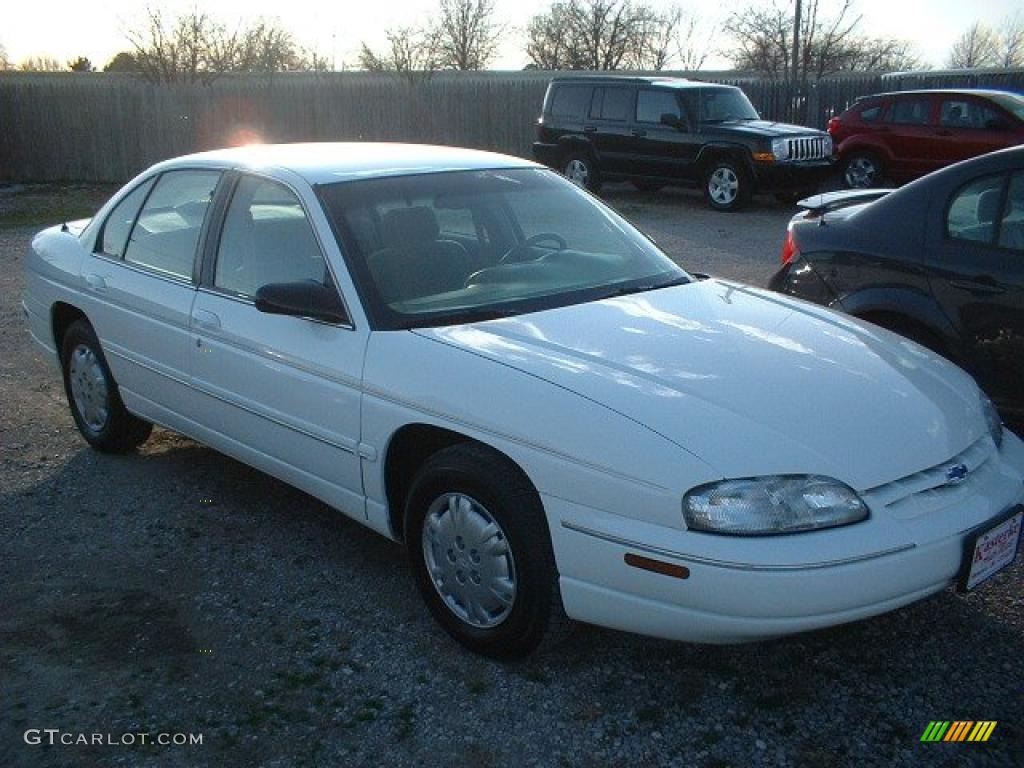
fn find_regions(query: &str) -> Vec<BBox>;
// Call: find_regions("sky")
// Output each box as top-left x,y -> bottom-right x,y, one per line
2,0 -> 1022,72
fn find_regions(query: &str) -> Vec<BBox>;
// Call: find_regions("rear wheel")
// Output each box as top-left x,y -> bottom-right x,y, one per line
562,153 -> 602,193
60,319 -> 152,452
405,443 -> 566,658
703,159 -> 750,211
842,151 -> 883,189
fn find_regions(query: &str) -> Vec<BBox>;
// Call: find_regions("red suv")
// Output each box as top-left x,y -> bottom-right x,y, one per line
829,89 -> 1024,188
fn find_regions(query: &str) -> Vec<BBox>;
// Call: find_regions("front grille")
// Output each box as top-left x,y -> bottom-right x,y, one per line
787,136 -> 830,162
861,436 -> 996,520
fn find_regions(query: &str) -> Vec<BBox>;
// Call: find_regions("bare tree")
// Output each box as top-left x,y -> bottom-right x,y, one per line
526,0 -> 705,71
998,13 -> 1024,67
358,26 -> 443,76
124,7 -> 313,83
19,55 -> 64,72
0,43 -> 9,71
437,0 -> 503,70
724,0 -> 917,80
947,21 -> 999,69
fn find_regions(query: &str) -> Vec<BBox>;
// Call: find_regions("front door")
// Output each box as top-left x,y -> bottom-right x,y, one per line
630,89 -> 699,181
189,172 -> 367,518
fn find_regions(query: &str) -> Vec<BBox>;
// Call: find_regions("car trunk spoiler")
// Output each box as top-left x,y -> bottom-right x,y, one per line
796,189 -> 891,215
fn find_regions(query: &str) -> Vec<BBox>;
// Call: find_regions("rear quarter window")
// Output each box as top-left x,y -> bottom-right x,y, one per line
550,86 -> 594,120
858,104 -> 883,122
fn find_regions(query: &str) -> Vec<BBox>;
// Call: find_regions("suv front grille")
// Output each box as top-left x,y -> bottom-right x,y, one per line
787,136 -> 830,162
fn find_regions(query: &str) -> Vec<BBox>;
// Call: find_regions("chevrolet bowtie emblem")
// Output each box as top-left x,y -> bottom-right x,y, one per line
945,463 -> 969,485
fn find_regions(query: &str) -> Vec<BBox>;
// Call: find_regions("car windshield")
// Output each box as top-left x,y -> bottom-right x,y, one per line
700,89 -> 760,122
318,168 -> 690,329
988,92 -> 1024,122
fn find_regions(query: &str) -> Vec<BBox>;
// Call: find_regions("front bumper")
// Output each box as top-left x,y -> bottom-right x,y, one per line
753,159 -> 835,191
546,432 -> 1024,644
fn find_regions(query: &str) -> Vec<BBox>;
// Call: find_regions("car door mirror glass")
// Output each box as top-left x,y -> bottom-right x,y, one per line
254,281 -> 348,324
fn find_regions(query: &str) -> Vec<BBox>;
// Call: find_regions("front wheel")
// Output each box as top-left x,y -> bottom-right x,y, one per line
562,153 -> 602,193
703,160 -> 750,211
405,444 -> 565,658
61,319 -> 152,453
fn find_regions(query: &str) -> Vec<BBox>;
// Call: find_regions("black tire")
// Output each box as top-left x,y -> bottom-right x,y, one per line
404,443 -> 566,659
842,151 -> 884,189
632,179 -> 664,193
60,319 -> 153,453
561,152 -> 602,193
703,159 -> 750,211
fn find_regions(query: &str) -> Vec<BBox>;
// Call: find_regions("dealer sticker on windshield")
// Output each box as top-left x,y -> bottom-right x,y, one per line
960,508 -> 1022,592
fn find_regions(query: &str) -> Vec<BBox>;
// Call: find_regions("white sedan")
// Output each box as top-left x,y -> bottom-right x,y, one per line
23,143 -> 1024,658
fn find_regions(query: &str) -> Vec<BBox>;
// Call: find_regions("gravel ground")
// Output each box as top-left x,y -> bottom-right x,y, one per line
1,184 -> 1022,768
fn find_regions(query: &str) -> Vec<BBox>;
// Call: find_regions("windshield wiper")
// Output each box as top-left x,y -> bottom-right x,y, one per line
598,275 -> 691,300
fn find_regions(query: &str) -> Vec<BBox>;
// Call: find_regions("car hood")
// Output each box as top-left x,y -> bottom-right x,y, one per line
416,279 -> 984,490
704,120 -> 827,138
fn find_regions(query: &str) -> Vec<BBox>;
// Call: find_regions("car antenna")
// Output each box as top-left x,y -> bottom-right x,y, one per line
59,186 -> 69,232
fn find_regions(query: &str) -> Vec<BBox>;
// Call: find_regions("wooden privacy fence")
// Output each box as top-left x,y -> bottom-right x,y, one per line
1,68 -> 1023,183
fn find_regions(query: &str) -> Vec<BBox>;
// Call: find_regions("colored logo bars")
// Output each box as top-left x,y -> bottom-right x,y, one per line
920,721 -> 997,742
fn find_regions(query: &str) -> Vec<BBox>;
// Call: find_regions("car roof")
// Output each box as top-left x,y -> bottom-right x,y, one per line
548,76 -> 731,91
858,88 -> 1024,101
151,142 -> 540,185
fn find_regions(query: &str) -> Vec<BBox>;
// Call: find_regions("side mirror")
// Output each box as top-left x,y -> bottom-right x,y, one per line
254,281 -> 348,324
660,113 -> 685,131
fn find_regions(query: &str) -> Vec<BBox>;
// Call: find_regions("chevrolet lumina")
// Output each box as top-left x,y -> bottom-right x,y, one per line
23,144 -> 1024,658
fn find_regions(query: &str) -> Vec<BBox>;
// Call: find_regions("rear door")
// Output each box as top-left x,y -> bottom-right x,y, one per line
82,169 -> 221,416
885,95 -> 939,179
587,85 -> 636,175
930,169 -> 1024,412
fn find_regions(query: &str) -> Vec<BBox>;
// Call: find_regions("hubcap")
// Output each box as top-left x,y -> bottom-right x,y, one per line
68,344 -> 110,433
421,493 -> 517,629
564,159 -> 589,187
845,156 -> 877,188
708,167 -> 739,205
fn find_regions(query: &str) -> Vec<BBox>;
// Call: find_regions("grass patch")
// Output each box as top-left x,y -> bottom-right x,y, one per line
0,184 -> 115,231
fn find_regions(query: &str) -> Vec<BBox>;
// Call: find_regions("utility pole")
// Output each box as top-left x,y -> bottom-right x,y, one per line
791,0 -> 802,121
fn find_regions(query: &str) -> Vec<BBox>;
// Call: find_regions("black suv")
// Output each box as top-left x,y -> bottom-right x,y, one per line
532,76 -> 835,211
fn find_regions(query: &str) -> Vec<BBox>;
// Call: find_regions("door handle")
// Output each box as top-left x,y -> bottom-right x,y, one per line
582,125 -> 597,133
84,273 -> 107,292
631,129 -> 647,137
191,308 -> 222,331
948,276 -> 1005,295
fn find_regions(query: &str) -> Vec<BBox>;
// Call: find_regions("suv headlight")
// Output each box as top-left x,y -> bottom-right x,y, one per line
981,392 -> 1003,449
683,475 -> 868,535
823,135 -> 834,155
770,138 -> 790,161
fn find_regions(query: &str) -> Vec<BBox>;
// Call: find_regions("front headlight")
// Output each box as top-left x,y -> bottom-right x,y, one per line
823,135 -> 834,155
683,475 -> 868,535
770,138 -> 790,161
980,392 -> 1003,450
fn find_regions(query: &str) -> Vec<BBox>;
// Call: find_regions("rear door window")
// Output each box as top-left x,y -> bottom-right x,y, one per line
124,170 -> 221,281
550,86 -> 594,120
591,87 -> 633,121
99,177 -> 155,257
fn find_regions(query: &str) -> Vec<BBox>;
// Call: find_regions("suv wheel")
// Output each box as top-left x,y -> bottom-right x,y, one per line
843,152 -> 883,189
562,153 -> 602,193
703,160 -> 749,211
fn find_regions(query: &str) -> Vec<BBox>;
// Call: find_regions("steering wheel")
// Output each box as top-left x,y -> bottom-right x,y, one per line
500,232 -> 568,264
